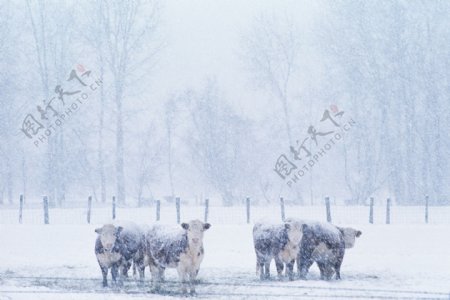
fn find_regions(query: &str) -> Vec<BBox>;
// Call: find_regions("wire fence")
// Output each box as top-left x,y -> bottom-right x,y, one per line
1,196 -> 449,225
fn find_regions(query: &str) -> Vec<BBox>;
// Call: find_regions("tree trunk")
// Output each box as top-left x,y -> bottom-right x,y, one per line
115,83 -> 125,204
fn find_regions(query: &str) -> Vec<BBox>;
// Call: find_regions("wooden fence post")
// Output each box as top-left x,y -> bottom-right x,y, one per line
325,197 -> 332,223
386,198 -> 391,224
43,196 -> 49,224
112,196 -> 116,220
204,198 -> 209,223
87,196 -> 92,224
176,197 -> 180,224
280,197 -> 285,221
19,194 -> 23,224
156,200 -> 161,221
425,195 -> 429,224
369,197 -> 374,224
246,197 -> 250,224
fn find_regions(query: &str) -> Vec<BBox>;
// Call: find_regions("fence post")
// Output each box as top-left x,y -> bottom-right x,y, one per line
325,196 -> 332,223
156,200 -> 161,221
386,198 -> 391,224
280,197 -> 285,221
176,197 -> 180,224
246,197 -> 250,224
43,196 -> 49,224
112,196 -> 116,220
204,198 -> 209,223
19,194 -> 24,224
425,195 -> 429,224
87,196 -> 92,224
369,197 -> 374,224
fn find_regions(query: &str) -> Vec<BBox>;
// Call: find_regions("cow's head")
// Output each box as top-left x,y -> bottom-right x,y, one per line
284,219 -> 303,245
338,227 -> 362,248
95,224 -> 123,252
181,220 -> 211,246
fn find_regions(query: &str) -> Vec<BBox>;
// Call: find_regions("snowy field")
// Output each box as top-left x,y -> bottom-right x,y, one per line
0,221 -> 449,299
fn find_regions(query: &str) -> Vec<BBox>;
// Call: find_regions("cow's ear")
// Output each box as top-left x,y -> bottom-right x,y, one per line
115,226 -> 123,235
95,228 -> 102,234
285,223 -> 291,230
356,230 -> 362,238
181,223 -> 189,230
203,223 -> 211,230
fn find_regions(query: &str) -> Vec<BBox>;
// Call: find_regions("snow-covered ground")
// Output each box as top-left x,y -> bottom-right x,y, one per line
0,222 -> 449,299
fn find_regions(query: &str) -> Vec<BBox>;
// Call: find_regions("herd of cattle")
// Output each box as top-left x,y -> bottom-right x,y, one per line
94,218 -> 361,295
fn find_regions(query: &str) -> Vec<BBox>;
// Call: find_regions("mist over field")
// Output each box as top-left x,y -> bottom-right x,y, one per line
1,0 -> 448,207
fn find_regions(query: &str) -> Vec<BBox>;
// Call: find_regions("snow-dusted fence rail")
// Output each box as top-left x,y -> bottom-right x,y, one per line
0,195 -> 448,225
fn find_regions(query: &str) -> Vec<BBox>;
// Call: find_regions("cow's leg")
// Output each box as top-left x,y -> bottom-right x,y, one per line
158,266 -> 166,282
274,257 -> 284,280
111,264 -> 120,286
176,265 -> 188,295
334,265 -> 341,280
259,262 -> 265,280
296,255 -> 301,277
133,253 -> 145,285
299,245 -> 315,280
149,263 -> 162,292
264,259 -> 271,280
286,259 -> 295,281
137,261 -> 145,284
316,261 -> 327,280
188,268 -> 198,295
117,261 -> 126,287
122,260 -> 131,277
256,254 -> 266,280
334,248 -> 344,280
299,258 -> 314,279
100,265 -> 108,287
133,261 -> 137,278
334,261 -> 342,280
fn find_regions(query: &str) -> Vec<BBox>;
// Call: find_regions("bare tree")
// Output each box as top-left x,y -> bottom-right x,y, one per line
241,14 -> 300,146
165,96 -> 177,200
97,0 -> 162,204
26,0 -> 76,206
135,124 -> 161,206
186,80 -> 250,206
80,0 -> 109,203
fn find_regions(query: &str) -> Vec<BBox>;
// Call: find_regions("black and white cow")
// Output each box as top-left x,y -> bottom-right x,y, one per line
94,222 -> 146,287
145,220 -> 211,295
296,221 -> 362,280
253,220 -> 303,281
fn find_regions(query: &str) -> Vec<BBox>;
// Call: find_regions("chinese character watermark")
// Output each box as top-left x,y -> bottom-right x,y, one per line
273,105 -> 355,187
20,64 -> 103,148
